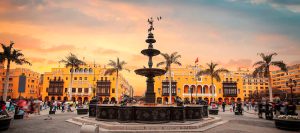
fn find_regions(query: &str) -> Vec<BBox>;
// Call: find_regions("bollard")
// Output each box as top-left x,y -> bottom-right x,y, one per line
80,123 -> 99,133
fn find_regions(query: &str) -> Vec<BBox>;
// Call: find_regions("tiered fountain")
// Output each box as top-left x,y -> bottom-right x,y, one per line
91,18 -> 208,123
134,17 -> 167,104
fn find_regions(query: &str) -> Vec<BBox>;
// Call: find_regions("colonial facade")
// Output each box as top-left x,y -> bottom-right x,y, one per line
154,65 -> 245,104
0,66 -> 41,100
232,68 -> 269,100
41,65 -> 132,102
271,64 -> 300,98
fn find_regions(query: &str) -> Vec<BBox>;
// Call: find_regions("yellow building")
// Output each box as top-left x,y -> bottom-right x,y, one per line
154,65 -> 245,104
0,67 -> 41,100
233,68 -> 269,100
271,64 -> 300,97
41,65 -> 131,103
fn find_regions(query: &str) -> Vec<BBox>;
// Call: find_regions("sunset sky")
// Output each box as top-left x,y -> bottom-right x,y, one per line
1,0 -> 300,95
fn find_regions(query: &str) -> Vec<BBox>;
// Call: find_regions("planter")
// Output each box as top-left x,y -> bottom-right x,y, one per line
209,109 -> 219,115
77,108 -> 89,115
275,119 -> 300,131
0,117 -> 12,131
14,114 -> 24,119
49,111 -> 56,115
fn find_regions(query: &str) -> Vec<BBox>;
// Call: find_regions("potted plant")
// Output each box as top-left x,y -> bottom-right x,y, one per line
208,102 -> 219,115
76,102 -> 88,115
0,115 -> 12,131
275,115 -> 300,131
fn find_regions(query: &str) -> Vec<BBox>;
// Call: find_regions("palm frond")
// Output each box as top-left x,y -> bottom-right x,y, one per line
271,61 -> 287,72
157,61 -> 166,67
215,68 -> 229,74
212,73 -> 221,82
104,68 -> 116,75
173,61 -> 182,66
253,61 -> 265,67
108,60 -> 117,68
60,52 -> 85,68
196,69 -> 210,77
252,65 -> 265,77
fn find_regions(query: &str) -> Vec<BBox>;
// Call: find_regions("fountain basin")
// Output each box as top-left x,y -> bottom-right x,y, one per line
141,49 -> 160,56
134,68 -> 166,77
95,104 -> 208,124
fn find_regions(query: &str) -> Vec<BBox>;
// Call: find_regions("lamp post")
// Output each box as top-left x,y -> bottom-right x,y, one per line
286,78 -> 297,103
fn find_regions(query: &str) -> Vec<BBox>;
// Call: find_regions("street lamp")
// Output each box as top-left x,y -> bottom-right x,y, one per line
286,78 -> 297,103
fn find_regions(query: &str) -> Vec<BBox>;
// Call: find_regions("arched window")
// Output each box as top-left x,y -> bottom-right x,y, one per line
184,85 -> 189,93
203,85 -> 209,94
89,68 -> 93,73
197,85 -> 202,93
84,68 -> 88,73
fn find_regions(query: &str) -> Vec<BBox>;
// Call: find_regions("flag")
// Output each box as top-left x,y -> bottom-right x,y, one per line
195,57 -> 199,64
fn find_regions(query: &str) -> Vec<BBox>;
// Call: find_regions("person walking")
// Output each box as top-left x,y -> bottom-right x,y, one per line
222,102 -> 226,112
61,100 -> 65,112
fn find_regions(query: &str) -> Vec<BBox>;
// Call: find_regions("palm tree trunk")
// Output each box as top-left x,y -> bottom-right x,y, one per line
169,65 -> 172,104
268,75 -> 273,102
211,76 -> 215,102
69,67 -> 74,101
3,60 -> 10,101
116,70 -> 119,103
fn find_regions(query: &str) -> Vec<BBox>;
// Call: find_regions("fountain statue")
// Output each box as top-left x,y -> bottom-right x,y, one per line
135,17 -> 166,103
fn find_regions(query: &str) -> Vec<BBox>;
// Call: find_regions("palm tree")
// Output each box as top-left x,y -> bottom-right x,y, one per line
253,53 -> 287,102
0,41 -> 31,101
59,53 -> 86,101
196,62 -> 229,102
104,57 -> 129,103
157,52 -> 181,104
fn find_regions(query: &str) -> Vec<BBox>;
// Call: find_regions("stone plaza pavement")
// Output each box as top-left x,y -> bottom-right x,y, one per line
3,107 -> 299,133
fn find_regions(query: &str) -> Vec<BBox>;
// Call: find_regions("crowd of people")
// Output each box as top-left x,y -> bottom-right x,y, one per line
0,98 -> 89,119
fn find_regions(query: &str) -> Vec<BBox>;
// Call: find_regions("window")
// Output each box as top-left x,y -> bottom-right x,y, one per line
219,89 -> 221,94
105,77 -> 108,81
84,88 -> 89,93
79,77 -> 82,80
66,77 -> 68,80
112,88 -> 115,93
158,88 -> 161,94
65,88 -> 68,93
74,77 -> 77,80
238,89 -> 240,94
84,77 -> 87,80
178,88 -> 181,93
78,88 -> 82,93
9,78 -> 12,81
46,88 -> 49,92
72,88 -> 76,93
47,77 -> 49,80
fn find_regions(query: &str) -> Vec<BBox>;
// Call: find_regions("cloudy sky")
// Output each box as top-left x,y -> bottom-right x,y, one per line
1,0 -> 300,95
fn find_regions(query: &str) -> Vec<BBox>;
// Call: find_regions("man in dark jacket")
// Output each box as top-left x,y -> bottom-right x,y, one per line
222,102 -> 226,112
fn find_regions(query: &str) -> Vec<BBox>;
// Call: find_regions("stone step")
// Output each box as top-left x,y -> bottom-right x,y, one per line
66,116 -> 226,132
